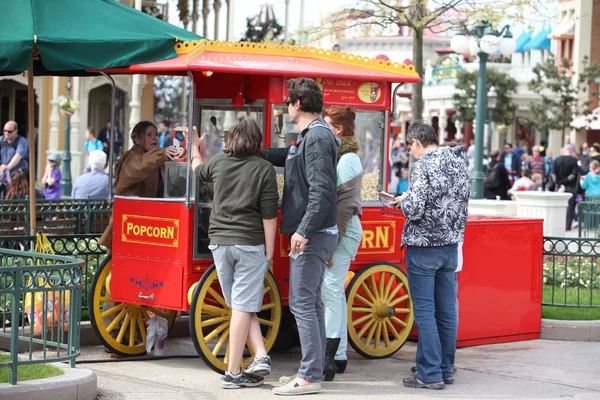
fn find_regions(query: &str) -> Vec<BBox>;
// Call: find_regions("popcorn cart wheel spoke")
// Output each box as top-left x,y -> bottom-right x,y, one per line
88,256 -> 177,357
190,264 -> 282,374
346,263 -> 414,359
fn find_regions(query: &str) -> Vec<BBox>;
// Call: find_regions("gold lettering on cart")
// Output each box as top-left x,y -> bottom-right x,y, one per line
362,226 -> 390,249
126,223 -> 175,240
359,221 -> 397,255
121,214 -> 180,248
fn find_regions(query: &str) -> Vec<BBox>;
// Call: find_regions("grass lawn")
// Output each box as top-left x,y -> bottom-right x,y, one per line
0,354 -> 63,384
542,285 -> 600,320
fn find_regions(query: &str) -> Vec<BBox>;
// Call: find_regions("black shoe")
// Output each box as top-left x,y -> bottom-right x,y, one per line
412,365 -> 457,374
403,377 -> 445,390
334,359 -> 347,374
411,366 -> 455,384
323,338 -> 341,381
221,371 -> 264,389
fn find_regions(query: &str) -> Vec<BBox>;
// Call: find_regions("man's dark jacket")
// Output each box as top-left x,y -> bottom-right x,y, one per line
484,159 -> 511,200
551,155 -> 579,193
266,119 -> 338,238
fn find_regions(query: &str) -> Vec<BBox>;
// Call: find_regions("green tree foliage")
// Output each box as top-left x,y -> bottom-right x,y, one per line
452,69 -> 518,125
528,55 -> 600,137
240,16 -> 284,43
154,76 -> 188,126
300,0 -> 553,121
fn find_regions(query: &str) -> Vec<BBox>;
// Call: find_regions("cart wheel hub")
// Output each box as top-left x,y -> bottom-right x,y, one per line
375,304 -> 395,319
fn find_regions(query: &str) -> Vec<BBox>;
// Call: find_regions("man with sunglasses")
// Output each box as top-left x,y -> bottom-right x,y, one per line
266,78 -> 339,396
0,121 -> 29,183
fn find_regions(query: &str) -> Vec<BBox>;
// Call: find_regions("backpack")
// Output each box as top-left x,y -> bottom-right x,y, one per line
0,135 -> 20,151
484,163 -> 501,189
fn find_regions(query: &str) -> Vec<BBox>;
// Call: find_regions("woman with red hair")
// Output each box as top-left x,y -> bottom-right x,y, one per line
321,106 -> 363,380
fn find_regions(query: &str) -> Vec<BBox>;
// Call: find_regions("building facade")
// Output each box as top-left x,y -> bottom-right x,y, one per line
551,0 -> 600,146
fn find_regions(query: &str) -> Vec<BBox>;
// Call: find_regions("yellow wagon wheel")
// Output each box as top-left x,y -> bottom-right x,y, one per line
88,255 -> 178,357
346,262 -> 414,359
190,264 -> 282,374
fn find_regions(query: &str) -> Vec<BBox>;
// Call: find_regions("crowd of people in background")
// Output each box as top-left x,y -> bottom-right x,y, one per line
389,133 -> 600,232
0,118 -> 180,200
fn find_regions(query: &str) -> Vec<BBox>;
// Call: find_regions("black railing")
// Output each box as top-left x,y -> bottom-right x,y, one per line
0,199 -> 111,236
543,237 -> 600,308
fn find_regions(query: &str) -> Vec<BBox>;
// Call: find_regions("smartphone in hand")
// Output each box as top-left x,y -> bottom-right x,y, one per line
379,191 -> 396,208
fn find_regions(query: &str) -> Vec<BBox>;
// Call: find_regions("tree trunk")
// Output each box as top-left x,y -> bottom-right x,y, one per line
411,27 -> 424,122
191,0 -> 199,34
202,0 -> 210,38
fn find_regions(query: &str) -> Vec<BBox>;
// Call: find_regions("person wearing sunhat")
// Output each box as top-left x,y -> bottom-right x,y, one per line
42,152 -> 62,199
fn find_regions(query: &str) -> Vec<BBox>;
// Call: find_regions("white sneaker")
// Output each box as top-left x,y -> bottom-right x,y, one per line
272,378 -> 321,396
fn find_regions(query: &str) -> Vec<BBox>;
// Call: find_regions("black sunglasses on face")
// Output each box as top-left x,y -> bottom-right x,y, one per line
3,129 -> 15,133
285,98 -> 292,107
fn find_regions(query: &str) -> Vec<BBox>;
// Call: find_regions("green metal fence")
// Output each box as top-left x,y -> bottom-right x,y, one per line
0,199 -> 111,236
543,237 -> 600,308
0,248 -> 84,385
578,197 -> 600,238
0,235 -> 107,313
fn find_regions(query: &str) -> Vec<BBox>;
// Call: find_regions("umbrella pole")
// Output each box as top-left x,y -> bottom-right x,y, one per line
27,62 -> 36,238
185,71 -> 195,209
100,73 -> 117,203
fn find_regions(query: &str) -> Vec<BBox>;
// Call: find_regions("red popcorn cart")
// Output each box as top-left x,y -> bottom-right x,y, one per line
88,40 -> 542,374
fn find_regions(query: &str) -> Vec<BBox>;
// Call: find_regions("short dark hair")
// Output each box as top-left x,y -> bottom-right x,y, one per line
406,122 -> 438,148
223,116 -> 264,158
287,78 -> 323,114
504,143 -> 513,148
593,144 -> 600,153
131,121 -> 157,141
161,120 -> 170,127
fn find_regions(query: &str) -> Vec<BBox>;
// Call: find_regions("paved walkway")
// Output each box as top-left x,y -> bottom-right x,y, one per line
78,338 -> 600,400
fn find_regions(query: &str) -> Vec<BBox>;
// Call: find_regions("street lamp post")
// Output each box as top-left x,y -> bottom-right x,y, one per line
61,77 -> 72,196
487,86 -> 497,155
451,22 -> 516,199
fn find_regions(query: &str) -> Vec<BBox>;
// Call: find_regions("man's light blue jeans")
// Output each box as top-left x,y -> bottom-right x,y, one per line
406,244 -> 458,383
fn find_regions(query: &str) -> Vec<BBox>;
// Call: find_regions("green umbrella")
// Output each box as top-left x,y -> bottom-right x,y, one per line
0,0 -> 203,235
1,0 -> 202,75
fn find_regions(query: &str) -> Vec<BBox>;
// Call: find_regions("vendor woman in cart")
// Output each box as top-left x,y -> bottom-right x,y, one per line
99,121 -> 178,249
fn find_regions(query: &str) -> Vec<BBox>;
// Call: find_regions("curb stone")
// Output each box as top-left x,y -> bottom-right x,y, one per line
0,362 -> 96,400
541,318 -> 600,341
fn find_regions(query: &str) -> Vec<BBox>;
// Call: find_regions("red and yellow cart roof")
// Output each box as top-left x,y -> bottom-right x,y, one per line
100,40 -> 421,84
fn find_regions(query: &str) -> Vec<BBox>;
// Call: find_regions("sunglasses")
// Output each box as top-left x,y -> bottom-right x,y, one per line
3,129 -> 15,133
285,98 -> 292,107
